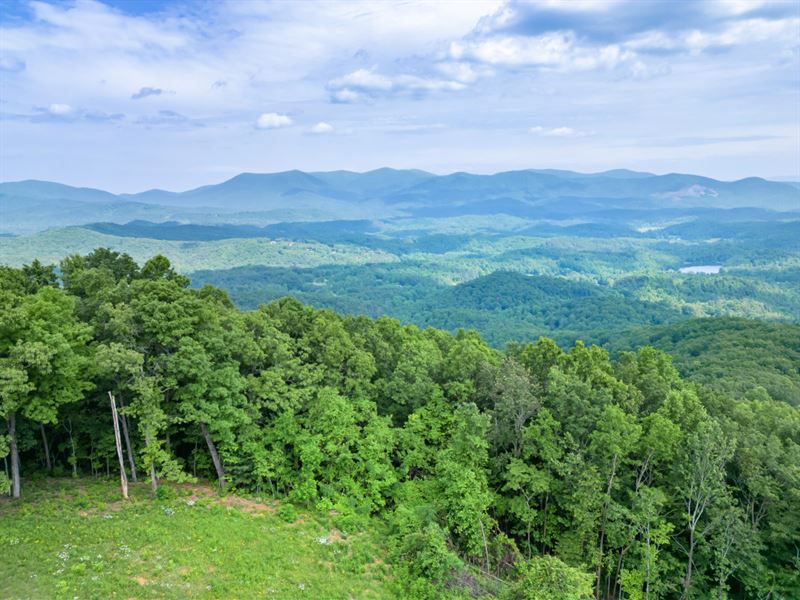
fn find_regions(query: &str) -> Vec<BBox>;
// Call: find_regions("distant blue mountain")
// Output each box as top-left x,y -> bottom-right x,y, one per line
128,169 -> 800,211
2,168 -> 797,233
1,180 -> 118,203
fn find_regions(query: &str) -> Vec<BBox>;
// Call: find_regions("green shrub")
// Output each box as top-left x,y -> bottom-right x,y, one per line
276,502 -> 298,523
391,522 -> 461,598
155,485 -> 178,501
502,555 -> 593,600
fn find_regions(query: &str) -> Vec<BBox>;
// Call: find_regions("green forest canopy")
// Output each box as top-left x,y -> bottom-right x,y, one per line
1,249 -> 798,599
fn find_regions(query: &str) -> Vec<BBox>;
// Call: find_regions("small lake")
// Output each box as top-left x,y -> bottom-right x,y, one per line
679,265 -> 722,274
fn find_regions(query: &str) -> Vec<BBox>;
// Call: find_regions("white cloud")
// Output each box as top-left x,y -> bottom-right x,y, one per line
0,0 -> 797,189
626,17 -> 800,54
327,67 -> 466,102
450,33 -> 635,71
331,89 -> 361,103
451,33 -> 570,66
329,69 -> 393,91
255,113 -> 293,129
48,103 -> 74,115
17,0 -> 189,53
435,61 -> 483,84
529,125 -> 581,137
309,121 -> 334,134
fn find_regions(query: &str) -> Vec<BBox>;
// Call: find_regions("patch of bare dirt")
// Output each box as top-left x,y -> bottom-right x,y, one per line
220,495 -> 275,514
328,528 -> 345,543
176,483 -> 217,503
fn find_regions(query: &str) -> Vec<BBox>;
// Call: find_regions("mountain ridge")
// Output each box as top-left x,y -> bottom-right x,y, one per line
2,168 -> 797,234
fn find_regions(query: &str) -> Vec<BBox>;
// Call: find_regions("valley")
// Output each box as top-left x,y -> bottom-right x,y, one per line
1,169 -> 798,349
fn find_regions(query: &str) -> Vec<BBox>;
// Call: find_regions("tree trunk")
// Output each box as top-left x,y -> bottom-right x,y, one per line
63,418 -> 78,477
612,544 -> 631,600
117,396 -> 137,482
541,492 -> 550,554
8,413 -> 20,498
596,454 -> 618,600
200,423 -> 225,490
478,516 -> 490,572
144,431 -> 158,493
645,522 -> 652,600
525,495 -> 532,559
683,528 -> 695,599
40,423 -> 52,472
109,393 -> 128,499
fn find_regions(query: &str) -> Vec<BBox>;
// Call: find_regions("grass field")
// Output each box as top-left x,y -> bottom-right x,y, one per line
0,478 -> 394,599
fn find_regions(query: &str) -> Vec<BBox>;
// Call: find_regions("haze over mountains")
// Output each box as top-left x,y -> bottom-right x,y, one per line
1,168 -> 798,234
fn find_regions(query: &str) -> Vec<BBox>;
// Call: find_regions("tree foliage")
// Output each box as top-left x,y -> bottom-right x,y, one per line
1,249 -> 798,599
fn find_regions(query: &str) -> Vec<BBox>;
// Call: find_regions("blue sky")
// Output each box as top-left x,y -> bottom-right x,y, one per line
0,0 -> 798,192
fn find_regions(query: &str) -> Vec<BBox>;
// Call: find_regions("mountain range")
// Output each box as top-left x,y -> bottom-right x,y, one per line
1,168 -> 798,234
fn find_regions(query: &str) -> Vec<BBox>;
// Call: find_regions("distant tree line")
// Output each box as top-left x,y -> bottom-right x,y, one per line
1,249 -> 798,599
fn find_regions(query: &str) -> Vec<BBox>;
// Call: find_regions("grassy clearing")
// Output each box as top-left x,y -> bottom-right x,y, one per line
0,478 -> 394,599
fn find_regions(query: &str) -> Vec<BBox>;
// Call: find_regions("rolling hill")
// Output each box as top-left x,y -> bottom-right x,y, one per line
608,317 -> 800,406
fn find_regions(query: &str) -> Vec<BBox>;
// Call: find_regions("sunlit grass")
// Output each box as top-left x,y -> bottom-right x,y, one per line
0,478 -> 394,599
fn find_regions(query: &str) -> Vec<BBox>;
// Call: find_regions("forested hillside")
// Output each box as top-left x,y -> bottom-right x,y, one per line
2,249 -> 798,599
3,169 -> 797,355
608,318 -> 800,407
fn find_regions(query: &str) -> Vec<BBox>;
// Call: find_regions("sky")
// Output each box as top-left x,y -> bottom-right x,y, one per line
0,0 -> 798,192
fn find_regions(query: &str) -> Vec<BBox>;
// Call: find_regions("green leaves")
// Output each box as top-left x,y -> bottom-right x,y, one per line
504,555 -> 593,600
3,251 -> 799,599
0,286 -> 92,424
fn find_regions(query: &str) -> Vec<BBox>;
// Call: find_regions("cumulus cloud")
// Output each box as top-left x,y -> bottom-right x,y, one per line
255,112 -> 293,129
473,0 -> 798,46
309,121 -> 334,134
451,33 -> 572,67
451,28 -> 637,72
329,69 -> 393,92
452,0 -> 799,78
0,0 -> 797,187
326,67 -> 466,103
434,61 -> 483,84
131,87 -> 163,100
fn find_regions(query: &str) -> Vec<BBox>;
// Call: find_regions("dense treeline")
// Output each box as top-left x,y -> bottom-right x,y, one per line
192,264 -> 798,348
1,249 -> 798,599
608,318 -> 800,407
